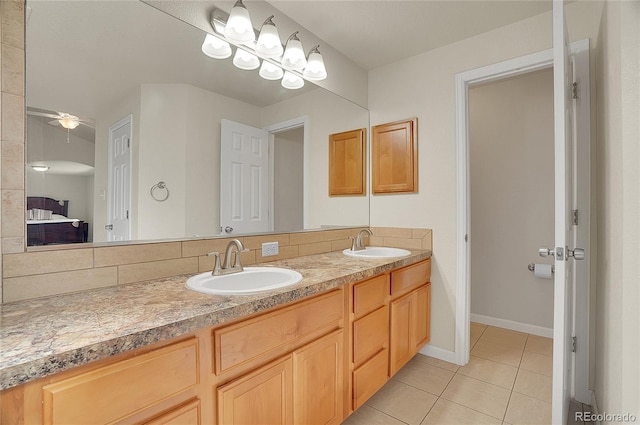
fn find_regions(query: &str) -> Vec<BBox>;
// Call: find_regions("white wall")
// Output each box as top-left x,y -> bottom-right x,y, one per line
594,0 -> 639,416
273,129 -> 304,232
469,69 -> 554,330
261,89 -> 370,229
26,116 -> 94,166
368,1 -> 603,351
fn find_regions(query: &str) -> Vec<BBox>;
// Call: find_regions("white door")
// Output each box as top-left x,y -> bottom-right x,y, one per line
220,119 -> 270,235
107,116 -> 132,241
551,1 -> 584,422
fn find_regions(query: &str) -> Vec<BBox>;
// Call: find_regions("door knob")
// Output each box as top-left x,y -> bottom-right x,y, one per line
568,248 -> 585,260
105,224 -> 113,230
538,247 -> 555,258
224,226 -> 233,234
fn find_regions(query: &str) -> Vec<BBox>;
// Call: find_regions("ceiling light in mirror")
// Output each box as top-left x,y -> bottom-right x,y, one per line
303,46 -> 327,81
282,32 -> 307,71
31,165 -> 49,172
233,48 -> 260,70
259,61 -> 284,80
281,71 -> 304,89
224,0 -> 254,44
202,33 -> 232,59
256,16 -> 283,58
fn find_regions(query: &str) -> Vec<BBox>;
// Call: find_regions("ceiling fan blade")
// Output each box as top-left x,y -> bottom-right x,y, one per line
78,120 -> 95,129
47,119 -> 61,126
28,110 -> 61,120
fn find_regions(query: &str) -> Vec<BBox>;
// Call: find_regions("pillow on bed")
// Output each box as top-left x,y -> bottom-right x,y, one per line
51,213 -> 68,220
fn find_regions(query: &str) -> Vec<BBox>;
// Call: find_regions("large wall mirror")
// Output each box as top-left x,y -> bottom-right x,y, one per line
25,0 -> 369,247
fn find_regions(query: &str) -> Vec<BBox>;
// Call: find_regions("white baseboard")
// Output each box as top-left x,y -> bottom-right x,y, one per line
418,343 -> 458,364
471,313 -> 554,338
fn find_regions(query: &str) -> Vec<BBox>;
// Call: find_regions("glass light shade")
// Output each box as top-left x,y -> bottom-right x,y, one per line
281,71 -> 304,89
224,0 -> 254,44
256,16 -> 283,58
58,116 -> 79,129
31,165 -> 49,172
281,32 -> 307,71
201,34 -> 232,59
259,61 -> 284,80
303,46 -> 327,81
233,49 -> 260,70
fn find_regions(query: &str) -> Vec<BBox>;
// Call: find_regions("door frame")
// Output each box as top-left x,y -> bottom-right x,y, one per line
263,116 -> 310,230
454,39 -> 590,395
107,114 -> 133,241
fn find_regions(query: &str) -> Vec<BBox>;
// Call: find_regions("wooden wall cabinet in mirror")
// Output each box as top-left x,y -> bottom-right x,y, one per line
371,118 -> 418,194
328,128 -> 366,196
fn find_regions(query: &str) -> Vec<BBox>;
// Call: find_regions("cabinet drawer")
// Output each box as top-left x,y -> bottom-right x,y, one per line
144,399 -> 201,425
215,289 -> 343,375
42,338 -> 199,425
352,348 -> 388,410
353,305 -> 389,365
352,274 -> 389,318
390,259 -> 431,297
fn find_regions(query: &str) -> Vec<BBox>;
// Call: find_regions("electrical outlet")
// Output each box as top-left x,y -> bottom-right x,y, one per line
262,242 -> 279,257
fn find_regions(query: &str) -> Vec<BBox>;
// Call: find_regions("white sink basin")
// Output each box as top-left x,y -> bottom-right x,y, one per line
186,267 -> 303,295
343,247 -> 411,258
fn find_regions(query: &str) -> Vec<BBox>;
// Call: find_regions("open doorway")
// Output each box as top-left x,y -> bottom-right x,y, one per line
271,126 -> 304,232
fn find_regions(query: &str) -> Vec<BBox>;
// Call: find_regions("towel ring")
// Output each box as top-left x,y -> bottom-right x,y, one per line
150,181 -> 169,202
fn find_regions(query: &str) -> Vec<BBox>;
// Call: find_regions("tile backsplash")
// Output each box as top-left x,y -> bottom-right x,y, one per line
1,227 -> 432,303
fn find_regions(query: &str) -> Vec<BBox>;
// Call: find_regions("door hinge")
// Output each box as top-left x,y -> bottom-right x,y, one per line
572,82 -> 578,99
572,336 -> 577,353
572,209 -> 578,225
126,210 -> 129,220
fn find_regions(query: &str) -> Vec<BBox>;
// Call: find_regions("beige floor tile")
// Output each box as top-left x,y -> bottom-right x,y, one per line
504,392 -> 552,425
513,369 -> 552,403
519,351 -> 553,377
421,398 -> 502,425
470,323 -> 486,349
441,374 -> 511,420
480,326 -> 528,349
367,379 -> 438,425
457,356 -> 518,389
471,339 -> 524,367
394,357 -> 456,396
413,354 -> 460,372
524,335 -> 553,356
342,405 -> 405,425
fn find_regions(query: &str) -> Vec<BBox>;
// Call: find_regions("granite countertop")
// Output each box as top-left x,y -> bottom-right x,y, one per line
0,249 -> 431,390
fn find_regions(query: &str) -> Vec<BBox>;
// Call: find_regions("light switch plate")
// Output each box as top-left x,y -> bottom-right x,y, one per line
262,242 -> 279,257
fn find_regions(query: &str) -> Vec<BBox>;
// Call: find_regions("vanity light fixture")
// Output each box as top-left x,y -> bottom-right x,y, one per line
255,16 -> 283,58
281,32 -> 307,71
31,165 -> 49,172
224,0 -> 254,44
201,33 -> 232,59
233,48 -> 260,70
205,7 -> 327,89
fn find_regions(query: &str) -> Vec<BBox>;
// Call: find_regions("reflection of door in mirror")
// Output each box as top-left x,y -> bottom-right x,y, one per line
107,116 -> 132,242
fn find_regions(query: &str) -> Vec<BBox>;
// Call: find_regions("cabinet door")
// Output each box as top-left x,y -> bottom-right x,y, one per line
293,330 -> 344,425
414,284 -> 431,351
217,356 -> 293,425
389,292 -> 415,376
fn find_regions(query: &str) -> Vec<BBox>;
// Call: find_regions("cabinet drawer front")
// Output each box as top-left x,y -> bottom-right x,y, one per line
352,348 -> 388,410
353,305 -> 389,366
144,399 -> 201,425
353,274 -> 389,317
215,289 -> 343,375
42,338 -> 199,425
390,259 -> 431,297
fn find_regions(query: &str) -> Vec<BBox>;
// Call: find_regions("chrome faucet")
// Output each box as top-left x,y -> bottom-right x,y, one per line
207,239 -> 248,275
349,228 -> 373,251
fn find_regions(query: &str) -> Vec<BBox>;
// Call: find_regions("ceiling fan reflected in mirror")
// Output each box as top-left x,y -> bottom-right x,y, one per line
26,107 -> 95,142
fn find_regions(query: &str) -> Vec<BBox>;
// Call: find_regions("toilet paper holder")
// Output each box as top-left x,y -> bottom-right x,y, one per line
528,263 -> 554,273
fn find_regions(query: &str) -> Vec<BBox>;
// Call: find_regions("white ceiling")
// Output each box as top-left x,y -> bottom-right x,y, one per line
267,0 -> 553,70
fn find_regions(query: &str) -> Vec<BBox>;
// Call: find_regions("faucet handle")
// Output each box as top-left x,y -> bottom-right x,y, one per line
207,252 -> 222,275
348,236 -> 357,251
233,248 -> 249,267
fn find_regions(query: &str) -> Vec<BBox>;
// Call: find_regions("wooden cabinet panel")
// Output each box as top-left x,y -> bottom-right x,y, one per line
217,356 -> 293,425
415,284 -> 431,350
352,274 -> 389,318
144,399 -> 200,425
371,118 -> 418,194
329,128 -> 366,196
293,330 -> 344,425
42,338 -> 199,425
352,348 -> 388,410
389,293 -> 414,376
353,305 -> 389,365
214,290 -> 342,375
391,258 -> 431,297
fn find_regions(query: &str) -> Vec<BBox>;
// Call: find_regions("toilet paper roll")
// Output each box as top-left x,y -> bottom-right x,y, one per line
534,263 -> 553,279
